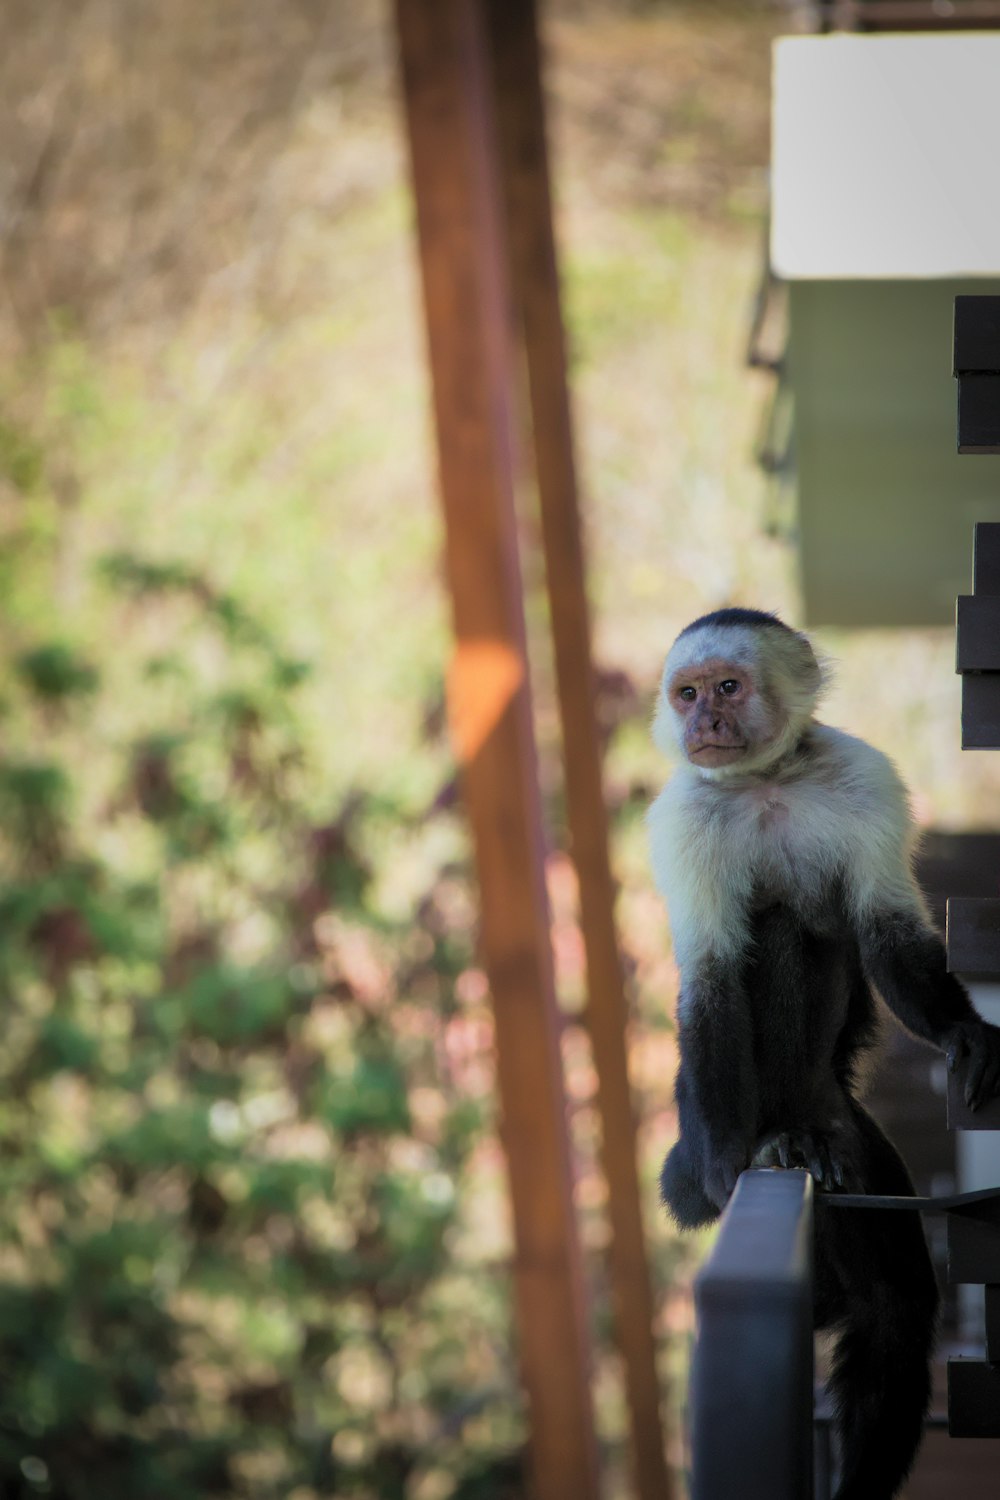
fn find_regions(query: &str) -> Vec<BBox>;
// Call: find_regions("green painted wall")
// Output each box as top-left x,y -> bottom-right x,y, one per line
789,279 -> 1000,627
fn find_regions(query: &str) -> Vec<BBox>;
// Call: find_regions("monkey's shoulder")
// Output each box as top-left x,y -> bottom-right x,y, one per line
804,724 -> 911,821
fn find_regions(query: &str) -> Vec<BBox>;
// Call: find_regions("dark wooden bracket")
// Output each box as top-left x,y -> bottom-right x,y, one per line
986,1285 -> 1000,1363
956,524 -> 1000,748
948,1360 -> 1000,1437
946,896 -> 1000,980
960,676 -> 1000,749
947,1279 -> 1000,1435
947,1193 -> 1000,1283
955,296 -> 1000,455
957,596 -> 1000,672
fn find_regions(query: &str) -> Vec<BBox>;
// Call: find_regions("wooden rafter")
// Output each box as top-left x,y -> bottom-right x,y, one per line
394,3 -> 601,1496
482,4 -> 672,1496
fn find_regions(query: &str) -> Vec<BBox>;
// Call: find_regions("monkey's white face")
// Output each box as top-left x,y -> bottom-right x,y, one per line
667,657 -> 776,770
655,617 -> 825,780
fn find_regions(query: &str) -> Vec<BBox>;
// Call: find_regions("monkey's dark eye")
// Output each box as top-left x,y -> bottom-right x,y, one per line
718,679 -> 741,696
678,686 -> 696,702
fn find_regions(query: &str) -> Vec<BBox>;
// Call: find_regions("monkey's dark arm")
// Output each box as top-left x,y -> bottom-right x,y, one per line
858,909 -> 1000,1109
673,960 -> 759,1207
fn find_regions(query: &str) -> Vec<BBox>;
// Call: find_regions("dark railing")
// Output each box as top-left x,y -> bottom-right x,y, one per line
689,1157 -> 1000,1498
689,1169 -> 815,1500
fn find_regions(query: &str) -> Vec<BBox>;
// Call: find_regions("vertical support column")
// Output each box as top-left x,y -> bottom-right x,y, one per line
947,299 -> 1000,1442
955,522 -> 1000,749
393,5 -> 601,1497
482,4 -> 671,1497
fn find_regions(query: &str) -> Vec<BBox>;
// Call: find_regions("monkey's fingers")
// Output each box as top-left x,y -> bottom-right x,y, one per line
983,1050 -> 1000,1104
821,1140 -> 845,1188
803,1135 -> 827,1186
964,1039 -> 990,1109
775,1132 -> 813,1175
965,1074 -> 984,1111
964,1033 -> 1000,1110
980,1030 -> 1000,1104
771,1129 -> 835,1188
947,1033 -> 969,1073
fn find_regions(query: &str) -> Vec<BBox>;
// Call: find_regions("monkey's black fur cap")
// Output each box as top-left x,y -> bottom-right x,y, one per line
677,607 -> 791,637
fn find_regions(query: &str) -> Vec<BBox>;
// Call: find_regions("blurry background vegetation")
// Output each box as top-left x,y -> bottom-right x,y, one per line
0,1 -> 992,1497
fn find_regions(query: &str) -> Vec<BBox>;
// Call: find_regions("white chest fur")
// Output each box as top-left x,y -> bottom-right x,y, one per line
702,775 -> 843,909
647,725 -> 922,973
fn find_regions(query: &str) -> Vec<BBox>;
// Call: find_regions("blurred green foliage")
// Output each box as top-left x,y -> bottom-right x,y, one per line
0,4 -> 777,1493
0,512 -> 523,1499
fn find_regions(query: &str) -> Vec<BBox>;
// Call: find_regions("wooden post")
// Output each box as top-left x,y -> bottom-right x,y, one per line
393,4 -> 601,1497
483,4 -> 672,1497
691,1172 -> 815,1500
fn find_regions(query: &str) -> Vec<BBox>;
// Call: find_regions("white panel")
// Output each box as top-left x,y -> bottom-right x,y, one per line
772,35 -> 1000,280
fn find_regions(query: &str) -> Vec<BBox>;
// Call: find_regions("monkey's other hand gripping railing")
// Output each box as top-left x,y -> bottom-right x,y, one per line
689,1168 -> 815,1500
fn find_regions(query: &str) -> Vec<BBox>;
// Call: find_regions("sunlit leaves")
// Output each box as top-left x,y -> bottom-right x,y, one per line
0,762 -> 70,869
16,644 -> 99,705
319,1053 -> 411,1139
0,540 -> 509,1498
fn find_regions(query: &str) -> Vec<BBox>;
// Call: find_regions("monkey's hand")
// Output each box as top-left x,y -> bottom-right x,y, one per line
751,1126 -> 863,1194
946,1021 -> 1000,1110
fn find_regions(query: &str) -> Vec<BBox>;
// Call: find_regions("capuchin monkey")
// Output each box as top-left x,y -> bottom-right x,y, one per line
648,607 -> 1000,1500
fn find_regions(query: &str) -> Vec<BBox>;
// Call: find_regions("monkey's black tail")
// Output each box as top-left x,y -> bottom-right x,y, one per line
824,1268 -> 936,1500
815,1105 -> 939,1500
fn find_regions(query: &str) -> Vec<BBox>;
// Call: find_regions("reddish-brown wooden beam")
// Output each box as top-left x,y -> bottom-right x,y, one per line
482,4 -> 673,1498
393,4 -> 601,1497
824,0 -> 1000,26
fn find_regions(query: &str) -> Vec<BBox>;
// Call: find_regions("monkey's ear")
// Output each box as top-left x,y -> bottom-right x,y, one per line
779,629 -> 830,712
800,634 -> 834,702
